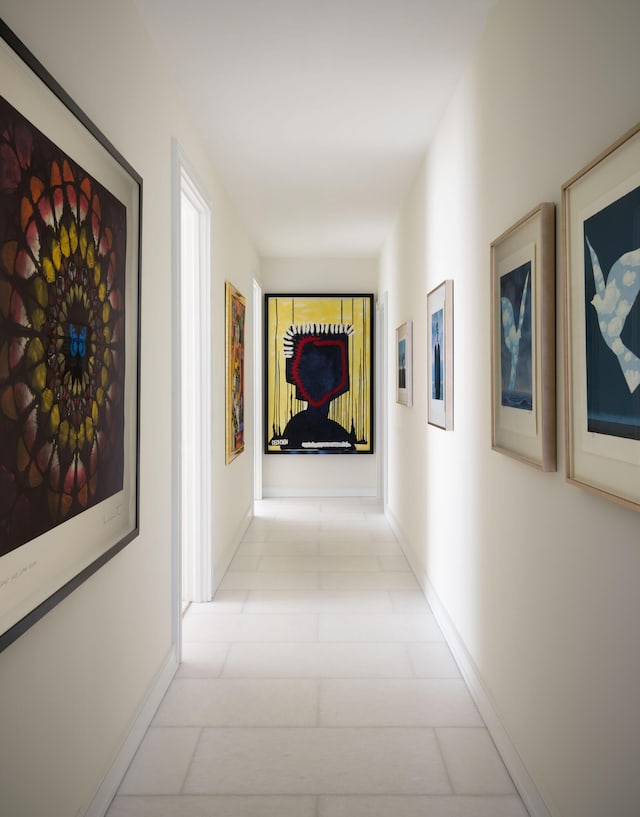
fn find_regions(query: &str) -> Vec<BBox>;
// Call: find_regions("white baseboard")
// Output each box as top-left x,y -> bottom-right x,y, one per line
262,487 -> 377,498
385,506 -> 552,817
81,649 -> 178,817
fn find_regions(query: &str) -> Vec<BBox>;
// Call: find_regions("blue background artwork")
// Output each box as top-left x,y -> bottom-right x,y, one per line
398,337 -> 406,389
584,185 -> 640,440
431,308 -> 444,400
500,261 -> 533,410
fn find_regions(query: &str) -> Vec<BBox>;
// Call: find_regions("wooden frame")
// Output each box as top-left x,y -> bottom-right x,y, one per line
490,203 -> 556,470
562,122 -> 640,511
0,21 -> 142,650
395,321 -> 413,406
427,280 -> 453,429
225,281 -> 246,463
264,293 -> 374,454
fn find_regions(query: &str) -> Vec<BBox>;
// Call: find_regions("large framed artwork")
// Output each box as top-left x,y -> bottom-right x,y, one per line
0,21 -> 141,650
490,203 -> 556,470
225,281 -> 245,463
427,280 -> 453,429
396,321 -> 413,406
563,122 -> 640,511
264,293 -> 374,454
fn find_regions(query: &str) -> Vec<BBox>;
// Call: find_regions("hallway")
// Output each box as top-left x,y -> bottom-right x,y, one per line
107,498 -> 528,817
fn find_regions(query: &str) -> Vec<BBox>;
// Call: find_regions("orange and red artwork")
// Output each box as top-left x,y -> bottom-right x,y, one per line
225,281 -> 245,463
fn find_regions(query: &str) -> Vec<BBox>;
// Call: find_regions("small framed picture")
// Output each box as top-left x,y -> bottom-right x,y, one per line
490,202 -> 556,470
427,280 -> 453,429
396,321 -> 413,406
225,281 -> 246,464
562,122 -> 640,510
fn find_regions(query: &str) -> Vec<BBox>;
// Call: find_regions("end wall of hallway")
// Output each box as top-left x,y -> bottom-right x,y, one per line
261,257 -> 379,498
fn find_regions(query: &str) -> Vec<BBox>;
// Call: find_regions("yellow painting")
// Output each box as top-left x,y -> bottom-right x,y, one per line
264,294 -> 374,454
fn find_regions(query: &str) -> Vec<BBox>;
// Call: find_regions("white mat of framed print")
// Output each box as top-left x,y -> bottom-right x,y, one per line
562,121 -> 640,511
427,280 -> 453,430
491,203 -> 556,471
396,321 -> 413,406
0,21 -> 141,650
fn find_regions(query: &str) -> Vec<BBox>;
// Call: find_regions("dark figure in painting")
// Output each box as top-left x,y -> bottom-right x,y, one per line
433,321 -> 442,400
281,324 -> 356,451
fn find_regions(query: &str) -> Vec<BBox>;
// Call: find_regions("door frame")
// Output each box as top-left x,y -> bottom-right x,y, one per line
171,141 -> 212,651
376,291 -> 388,509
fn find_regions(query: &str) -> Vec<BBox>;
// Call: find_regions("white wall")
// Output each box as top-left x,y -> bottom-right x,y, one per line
380,2 -> 640,816
0,2 -> 258,816
261,256 -> 378,496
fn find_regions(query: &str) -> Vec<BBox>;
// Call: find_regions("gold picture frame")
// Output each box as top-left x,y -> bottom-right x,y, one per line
490,203 -> 556,470
562,122 -> 640,510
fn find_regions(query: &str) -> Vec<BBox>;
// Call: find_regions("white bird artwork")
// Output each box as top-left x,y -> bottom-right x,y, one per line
501,269 -> 530,392
586,237 -> 640,394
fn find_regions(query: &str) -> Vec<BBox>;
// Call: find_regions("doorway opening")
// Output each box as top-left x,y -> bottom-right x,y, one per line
253,278 -> 263,502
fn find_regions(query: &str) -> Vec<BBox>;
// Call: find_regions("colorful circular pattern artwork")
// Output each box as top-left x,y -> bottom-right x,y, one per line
0,95 -> 126,556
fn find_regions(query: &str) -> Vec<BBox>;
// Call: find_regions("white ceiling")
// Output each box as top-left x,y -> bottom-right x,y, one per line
134,0 -> 494,258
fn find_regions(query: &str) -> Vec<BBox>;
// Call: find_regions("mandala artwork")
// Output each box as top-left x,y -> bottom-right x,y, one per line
0,95 -> 126,556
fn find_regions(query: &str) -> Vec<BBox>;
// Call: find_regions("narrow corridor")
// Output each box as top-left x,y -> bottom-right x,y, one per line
107,498 -> 528,817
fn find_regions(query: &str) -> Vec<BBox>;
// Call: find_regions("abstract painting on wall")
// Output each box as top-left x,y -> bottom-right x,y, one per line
490,202 -> 556,471
264,293 -> 374,454
225,281 -> 245,463
0,20 -> 141,650
563,121 -> 640,510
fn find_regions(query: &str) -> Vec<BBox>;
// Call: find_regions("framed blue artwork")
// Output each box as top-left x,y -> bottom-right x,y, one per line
491,203 -> 556,470
563,122 -> 640,511
427,280 -> 453,429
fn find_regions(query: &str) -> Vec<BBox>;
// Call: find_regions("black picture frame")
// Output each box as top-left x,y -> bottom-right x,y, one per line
0,20 -> 142,651
264,293 -> 375,454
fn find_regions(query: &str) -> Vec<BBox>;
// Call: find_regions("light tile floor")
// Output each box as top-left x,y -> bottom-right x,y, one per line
107,498 -> 529,817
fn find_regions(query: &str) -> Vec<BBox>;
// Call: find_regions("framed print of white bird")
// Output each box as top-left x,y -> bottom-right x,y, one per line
491,203 -> 556,470
563,121 -> 640,511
